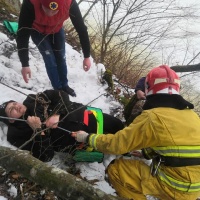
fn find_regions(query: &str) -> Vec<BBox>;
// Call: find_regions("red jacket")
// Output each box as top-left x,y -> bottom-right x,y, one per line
30,0 -> 72,34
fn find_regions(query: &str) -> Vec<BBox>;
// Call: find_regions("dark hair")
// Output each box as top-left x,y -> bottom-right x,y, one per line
0,100 -> 15,125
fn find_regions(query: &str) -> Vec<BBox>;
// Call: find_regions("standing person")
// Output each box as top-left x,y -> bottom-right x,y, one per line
16,0 -> 91,97
0,90 -> 124,162
72,65 -> 200,200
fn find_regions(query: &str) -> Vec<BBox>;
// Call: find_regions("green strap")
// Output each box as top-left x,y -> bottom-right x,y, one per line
3,20 -> 18,35
73,150 -> 103,162
87,106 -> 103,134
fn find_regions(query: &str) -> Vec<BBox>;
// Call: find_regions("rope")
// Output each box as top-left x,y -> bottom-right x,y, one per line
0,116 -> 27,122
0,116 -> 72,134
0,80 -> 28,97
0,80 -> 36,101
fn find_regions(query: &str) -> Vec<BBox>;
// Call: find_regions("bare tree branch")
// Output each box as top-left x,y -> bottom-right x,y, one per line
171,63 -> 200,72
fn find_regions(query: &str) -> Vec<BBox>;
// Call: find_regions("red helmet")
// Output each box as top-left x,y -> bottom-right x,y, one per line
145,65 -> 180,96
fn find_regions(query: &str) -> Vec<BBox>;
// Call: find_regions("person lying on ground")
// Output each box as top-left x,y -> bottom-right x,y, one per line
0,90 -> 124,162
72,65 -> 200,200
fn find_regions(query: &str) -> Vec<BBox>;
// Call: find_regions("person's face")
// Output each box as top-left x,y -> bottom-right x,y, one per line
5,102 -> 27,121
42,5 -> 59,16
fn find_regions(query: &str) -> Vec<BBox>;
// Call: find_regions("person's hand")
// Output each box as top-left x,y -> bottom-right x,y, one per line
136,90 -> 146,100
83,57 -> 91,72
27,116 -> 42,130
45,115 -> 60,129
21,67 -> 31,83
71,131 -> 89,143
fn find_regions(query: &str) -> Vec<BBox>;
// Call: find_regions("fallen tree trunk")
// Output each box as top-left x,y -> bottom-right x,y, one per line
171,63 -> 200,72
0,146 -> 124,200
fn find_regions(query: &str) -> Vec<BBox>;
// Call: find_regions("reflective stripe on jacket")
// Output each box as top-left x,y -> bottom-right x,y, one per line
157,168 -> 200,192
152,146 -> 200,157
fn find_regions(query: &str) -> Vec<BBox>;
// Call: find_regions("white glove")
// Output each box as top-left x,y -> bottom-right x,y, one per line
76,131 -> 89,143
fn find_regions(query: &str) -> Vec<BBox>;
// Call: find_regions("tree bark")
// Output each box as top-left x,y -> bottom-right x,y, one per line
0,146 -> 124,200
171,63 -> 200,72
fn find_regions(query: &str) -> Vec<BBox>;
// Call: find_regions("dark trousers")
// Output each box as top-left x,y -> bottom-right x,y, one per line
31,28 -> 68,89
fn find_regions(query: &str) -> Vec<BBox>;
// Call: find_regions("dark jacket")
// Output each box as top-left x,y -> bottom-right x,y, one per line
134,76 -> 145,93
7,90 -> 124,162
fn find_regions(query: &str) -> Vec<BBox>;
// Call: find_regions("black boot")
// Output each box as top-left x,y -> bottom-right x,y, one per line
62,86 -> 76,97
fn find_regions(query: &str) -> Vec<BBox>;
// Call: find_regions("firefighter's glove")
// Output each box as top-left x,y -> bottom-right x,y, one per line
73,131 -> 89,143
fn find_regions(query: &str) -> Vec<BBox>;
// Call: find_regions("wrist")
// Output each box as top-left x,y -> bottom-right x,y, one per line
86,134 -> 90,143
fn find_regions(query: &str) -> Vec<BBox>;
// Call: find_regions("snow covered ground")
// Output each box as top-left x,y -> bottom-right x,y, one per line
0,31 -> 157,199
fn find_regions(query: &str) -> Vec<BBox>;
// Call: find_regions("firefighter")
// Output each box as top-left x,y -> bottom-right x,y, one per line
72,65 -> 200,200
